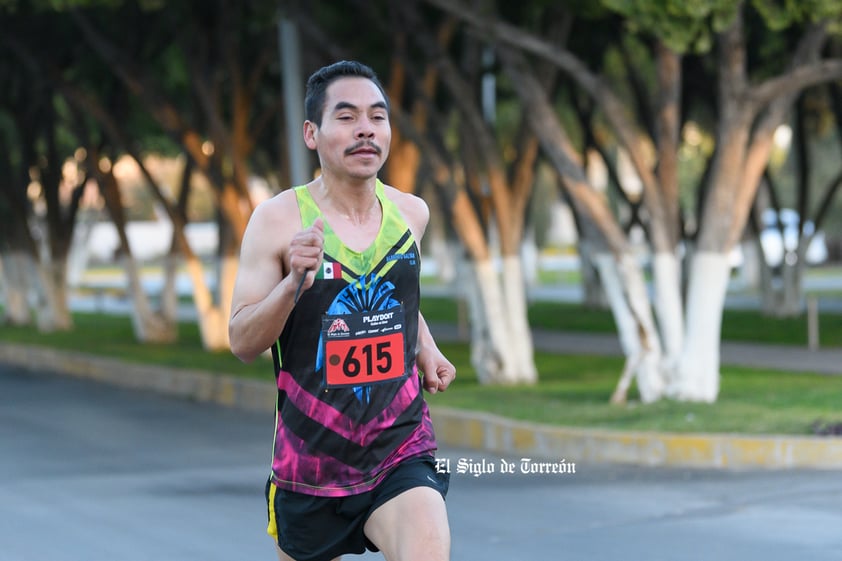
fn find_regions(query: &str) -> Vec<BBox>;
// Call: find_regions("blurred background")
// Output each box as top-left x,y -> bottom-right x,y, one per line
2,0 -> 842,404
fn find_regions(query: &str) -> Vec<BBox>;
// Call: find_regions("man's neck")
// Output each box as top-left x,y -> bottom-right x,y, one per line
312,176 -> 381,227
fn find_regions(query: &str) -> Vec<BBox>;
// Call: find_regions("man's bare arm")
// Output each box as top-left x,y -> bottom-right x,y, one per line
228,195 -> 323,363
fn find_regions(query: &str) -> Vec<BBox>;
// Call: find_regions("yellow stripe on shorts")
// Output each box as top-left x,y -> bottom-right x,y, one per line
267,482 -> 279,540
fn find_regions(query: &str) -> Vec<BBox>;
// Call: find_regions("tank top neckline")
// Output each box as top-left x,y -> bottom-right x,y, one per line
296,180 -> 388,258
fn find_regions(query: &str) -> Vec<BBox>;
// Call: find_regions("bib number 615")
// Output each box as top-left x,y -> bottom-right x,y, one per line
325,333 -> 405,386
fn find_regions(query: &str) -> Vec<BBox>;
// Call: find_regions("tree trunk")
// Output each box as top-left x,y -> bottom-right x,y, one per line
670,252 -> 732,402
599,252 -> 665,403
500,47 -> 667,400
34,255 -> 72,332
160,251 -> 181,324
578,240 -> 607,308
652,251 -> 684,374
467,259 -> 535,384
121,255 -> 177,343
502,255 -> 537,383
186,251 -> 231,351
0,250 -> 32,326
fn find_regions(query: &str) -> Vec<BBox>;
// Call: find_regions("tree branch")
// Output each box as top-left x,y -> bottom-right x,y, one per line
422,0 -> 664,240
748,59 -> 842,109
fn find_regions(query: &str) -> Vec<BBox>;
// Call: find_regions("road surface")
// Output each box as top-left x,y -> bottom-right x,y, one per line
2,364 -> 841,560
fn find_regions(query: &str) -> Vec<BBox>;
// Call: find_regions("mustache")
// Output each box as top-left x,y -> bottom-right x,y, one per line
344,141 -> 382,156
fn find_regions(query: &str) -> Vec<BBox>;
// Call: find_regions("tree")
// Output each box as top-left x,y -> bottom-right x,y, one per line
3,0 -> 285,349
425,0 -> 842,402
0,11 -> 91,331
750,85 -> 842,316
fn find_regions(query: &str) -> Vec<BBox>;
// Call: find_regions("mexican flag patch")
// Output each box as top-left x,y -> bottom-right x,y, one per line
316,261 -> 343,280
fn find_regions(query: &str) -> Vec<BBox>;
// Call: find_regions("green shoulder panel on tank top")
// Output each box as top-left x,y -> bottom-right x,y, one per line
293,180 -> 416,278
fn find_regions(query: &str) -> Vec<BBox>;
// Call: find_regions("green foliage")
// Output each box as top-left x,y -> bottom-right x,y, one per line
600,0 -> 740,53
752,0 -> 842,30
600,0 -> 842,53
0,0 -> 165,11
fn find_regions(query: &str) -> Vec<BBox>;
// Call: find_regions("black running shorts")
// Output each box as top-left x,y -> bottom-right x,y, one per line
265,455 -> 449,561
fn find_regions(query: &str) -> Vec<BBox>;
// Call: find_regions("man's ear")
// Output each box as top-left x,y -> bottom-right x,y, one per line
303,120 -> 318,150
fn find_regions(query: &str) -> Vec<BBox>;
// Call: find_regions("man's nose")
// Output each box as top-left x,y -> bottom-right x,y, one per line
355,117 -> 376,138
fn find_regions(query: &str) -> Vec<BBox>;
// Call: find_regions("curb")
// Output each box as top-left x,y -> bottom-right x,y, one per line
3,342 -> 841,470
432,407 -> 842,470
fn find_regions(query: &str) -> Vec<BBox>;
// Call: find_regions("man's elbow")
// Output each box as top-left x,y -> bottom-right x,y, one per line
231,344 -> 258,364
229,326 -> 258,364
228,340 -> 249,363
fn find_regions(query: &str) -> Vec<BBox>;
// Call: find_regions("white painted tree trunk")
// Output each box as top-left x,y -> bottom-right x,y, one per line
428,225 -> 457,284
190,254 -> 235,351
520,230 -> 539,288
160,252 -> 180,324
592,253 -> 641,357
34,259 -> 72,332
471,260 -> 514,384
462,262 -> 503,384
502,255 -> 537,383
671,252 -> 732,402
33,263 -> 57,332
121,255 -> 177,344
652,251 -> 684,381
66,217 -> 94,287
0,250 -> 32,325
778,242 -> 807,316
578,240 -> 607,308
466,259 -> 537,385
594,252 -> 665,403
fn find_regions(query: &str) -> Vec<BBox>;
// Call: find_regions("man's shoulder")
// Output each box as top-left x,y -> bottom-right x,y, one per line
254,188 -> 299,217
381,183 -> 429,242
382,184 -> 428,215
246,188 -> 301,236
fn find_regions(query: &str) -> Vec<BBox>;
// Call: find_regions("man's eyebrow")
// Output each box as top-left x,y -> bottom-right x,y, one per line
332,101 -> 388,112
332,101 -> 358,112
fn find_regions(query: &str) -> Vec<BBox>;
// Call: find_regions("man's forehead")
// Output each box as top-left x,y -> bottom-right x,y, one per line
325,77 -> 386,108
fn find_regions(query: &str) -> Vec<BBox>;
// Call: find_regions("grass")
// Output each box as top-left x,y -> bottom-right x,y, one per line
431,343 -> 842,436
0,313 -> 268,380
420,297 -> 842,348
2,304 -> 842,436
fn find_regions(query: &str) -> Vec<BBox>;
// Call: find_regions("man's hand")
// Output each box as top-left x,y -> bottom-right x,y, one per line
417,344 -> 456,394
288,217 -> 324,301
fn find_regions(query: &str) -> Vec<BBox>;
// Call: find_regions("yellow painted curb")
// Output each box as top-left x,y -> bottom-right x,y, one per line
430,407 -> 842,470
0,343 -> 274,411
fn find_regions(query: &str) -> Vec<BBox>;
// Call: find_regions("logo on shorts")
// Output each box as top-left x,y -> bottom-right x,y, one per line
327,318 -> 350,335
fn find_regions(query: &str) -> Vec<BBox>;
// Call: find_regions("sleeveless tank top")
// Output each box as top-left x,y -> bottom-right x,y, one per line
269,180 -> 438,497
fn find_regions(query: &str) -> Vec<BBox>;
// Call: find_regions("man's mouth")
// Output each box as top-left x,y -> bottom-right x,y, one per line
345,142 -> 381,156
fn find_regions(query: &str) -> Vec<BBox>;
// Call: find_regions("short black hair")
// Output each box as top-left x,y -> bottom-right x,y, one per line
304,60 -> 390,126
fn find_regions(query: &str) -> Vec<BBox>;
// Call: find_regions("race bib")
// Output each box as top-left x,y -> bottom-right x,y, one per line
321,305 -> 407,388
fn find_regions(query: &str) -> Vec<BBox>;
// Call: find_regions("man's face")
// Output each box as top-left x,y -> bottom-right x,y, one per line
304,76 -> 391,181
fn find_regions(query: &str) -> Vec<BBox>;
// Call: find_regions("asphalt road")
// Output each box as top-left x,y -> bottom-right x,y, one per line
2,364 -> 842,561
